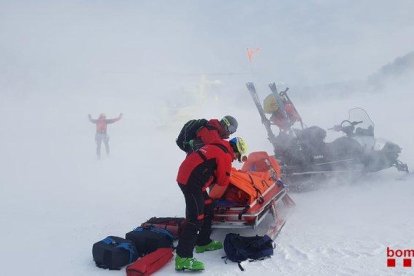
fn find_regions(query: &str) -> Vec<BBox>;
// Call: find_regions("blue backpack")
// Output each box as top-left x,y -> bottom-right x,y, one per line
223,233 -> 274,271
92,236 -> 138,270
125,225 -> 174,257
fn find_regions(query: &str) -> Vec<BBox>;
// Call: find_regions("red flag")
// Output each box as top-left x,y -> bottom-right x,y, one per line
247,48 -> 260,63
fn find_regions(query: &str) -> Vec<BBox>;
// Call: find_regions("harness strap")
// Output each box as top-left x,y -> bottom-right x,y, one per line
248,174 -> 264,204
210,143 -> 229,153
196,150 -> 208,161
205,124 -> 219,131
261,179 -> 271,188
196,142 -> 229,162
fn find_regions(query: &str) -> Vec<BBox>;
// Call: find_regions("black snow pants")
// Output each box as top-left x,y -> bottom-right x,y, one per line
176,182 -> 214,258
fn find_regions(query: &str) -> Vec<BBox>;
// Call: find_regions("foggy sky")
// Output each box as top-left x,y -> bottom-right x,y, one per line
1,0 -> 414,101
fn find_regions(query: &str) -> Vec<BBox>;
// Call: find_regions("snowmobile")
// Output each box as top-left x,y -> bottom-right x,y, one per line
246,82 -> 409,190
210,151 -> 295,239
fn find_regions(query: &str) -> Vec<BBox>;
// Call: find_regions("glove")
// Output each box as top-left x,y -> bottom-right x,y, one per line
208,183 -> 227,199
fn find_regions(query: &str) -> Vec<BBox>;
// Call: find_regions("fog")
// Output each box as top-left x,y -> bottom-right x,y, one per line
1,1 -> 413,275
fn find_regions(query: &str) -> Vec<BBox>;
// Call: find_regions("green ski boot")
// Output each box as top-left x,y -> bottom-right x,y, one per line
195,240 -> 223,253
175,256 -> 205,271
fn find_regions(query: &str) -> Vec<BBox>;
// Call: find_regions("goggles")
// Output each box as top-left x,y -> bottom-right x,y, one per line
222,117 -> 237,134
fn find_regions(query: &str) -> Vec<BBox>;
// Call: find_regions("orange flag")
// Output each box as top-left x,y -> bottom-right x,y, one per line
247,48 -> 261,63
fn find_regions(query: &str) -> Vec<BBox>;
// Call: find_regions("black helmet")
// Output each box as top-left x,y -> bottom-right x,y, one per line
220,115 -> 238,136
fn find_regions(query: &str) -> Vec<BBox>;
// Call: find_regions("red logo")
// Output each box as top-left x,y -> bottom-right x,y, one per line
387,247 -> 414,267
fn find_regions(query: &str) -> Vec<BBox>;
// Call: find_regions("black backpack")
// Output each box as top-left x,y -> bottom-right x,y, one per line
176,119 -> 208,152
92,236 -> 138,270
223,233 -> 274,271
125,225 -> 174,257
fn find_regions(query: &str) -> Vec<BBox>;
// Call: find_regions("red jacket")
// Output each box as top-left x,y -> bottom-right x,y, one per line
196,119 -> 229,144
177,140 -> 234,190
89,115 -> 121,134
270,103 -> 300,130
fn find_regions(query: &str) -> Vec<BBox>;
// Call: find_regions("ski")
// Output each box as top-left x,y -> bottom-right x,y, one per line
246,82 -> 278,146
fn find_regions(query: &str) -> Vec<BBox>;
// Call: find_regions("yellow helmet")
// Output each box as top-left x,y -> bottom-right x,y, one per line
263,94 -> 279,114
230,137 -> 248,161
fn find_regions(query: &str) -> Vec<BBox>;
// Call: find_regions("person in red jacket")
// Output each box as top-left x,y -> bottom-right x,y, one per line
178,115 -> 238,153
198,115 -> 238,143
175,137 -> 248,271
88,113 -> 122,159
269,102 -> 301,131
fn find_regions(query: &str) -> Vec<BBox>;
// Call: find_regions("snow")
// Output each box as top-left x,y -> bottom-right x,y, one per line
2,90 -> 413,276
1,1 -> 414,276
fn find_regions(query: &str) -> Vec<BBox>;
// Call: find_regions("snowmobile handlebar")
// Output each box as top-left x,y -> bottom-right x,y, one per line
350,120 -> 363,126
328,120 -> 363,136
329,120 -> 363,129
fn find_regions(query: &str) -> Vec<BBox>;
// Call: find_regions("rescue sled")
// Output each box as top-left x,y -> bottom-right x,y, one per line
210,151 -> 295,238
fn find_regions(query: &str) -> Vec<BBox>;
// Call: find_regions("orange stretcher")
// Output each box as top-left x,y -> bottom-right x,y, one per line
210,151 -> 295,237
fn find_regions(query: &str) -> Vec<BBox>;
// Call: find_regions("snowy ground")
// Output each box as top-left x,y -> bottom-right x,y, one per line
1,86 -> 413,276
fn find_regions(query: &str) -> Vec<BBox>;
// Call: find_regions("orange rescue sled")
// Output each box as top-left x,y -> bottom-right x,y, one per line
211,151 -> 295,237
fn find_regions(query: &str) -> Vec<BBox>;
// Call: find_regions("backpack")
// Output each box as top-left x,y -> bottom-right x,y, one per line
92,236 -> 138,270
223,233 -> 274,271
176,119 -> 208,152
125,225 -> 174,257
141,217 -> 186,240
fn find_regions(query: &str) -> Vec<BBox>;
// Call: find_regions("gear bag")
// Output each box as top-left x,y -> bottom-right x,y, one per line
223,233 -> 274,271
125,225 -> 174,257
126,247 -> 174,276
92,236 -> 138,270
141,217 -> 186,240
176,119 -> 208,152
